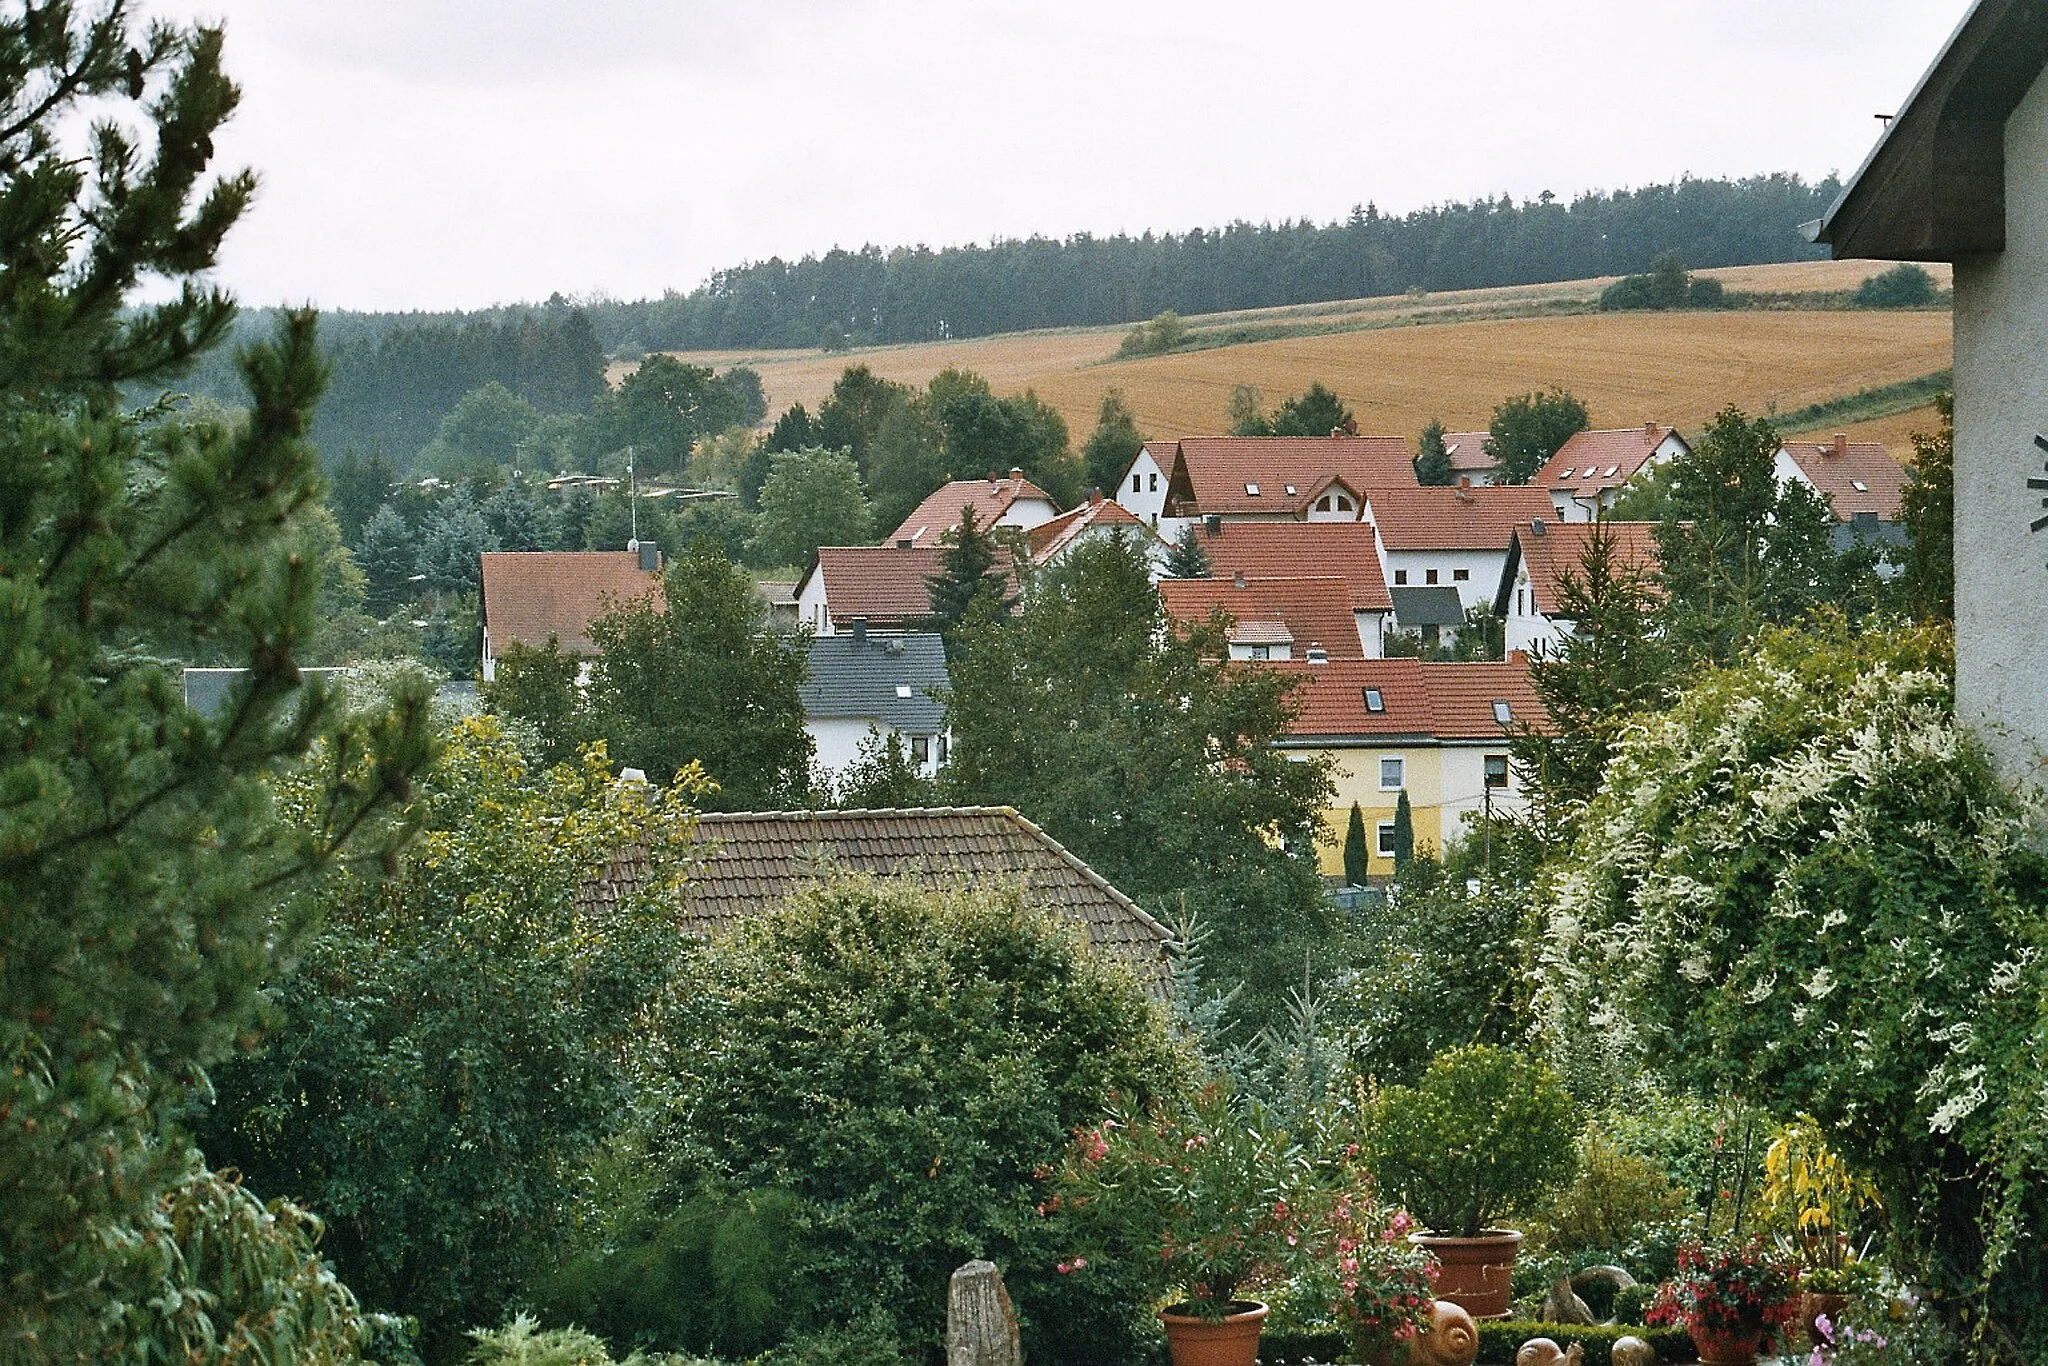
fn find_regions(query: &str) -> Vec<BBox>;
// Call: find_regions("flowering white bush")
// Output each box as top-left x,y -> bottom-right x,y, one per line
1532,624 -> 2048,1355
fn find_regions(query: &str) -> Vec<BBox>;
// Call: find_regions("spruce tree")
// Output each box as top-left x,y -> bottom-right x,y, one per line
924,504 -> 1014,652
1343,801 -> 1369,886
1162,522 -> 1213,579
358,503 -> 416,614
1416,419 -> 1455,485
0,6 -> 433,1351
1392,789 -> 1416,869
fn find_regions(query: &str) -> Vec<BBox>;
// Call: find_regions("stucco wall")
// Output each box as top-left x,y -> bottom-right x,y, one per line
1953,65 -> 2048,786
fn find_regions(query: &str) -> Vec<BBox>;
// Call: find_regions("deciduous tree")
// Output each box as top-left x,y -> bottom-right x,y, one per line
1898,392 -> 1955,623
1084,387 -> 1146,494
749,446 -> 872,568
1487,388 -> 1590,484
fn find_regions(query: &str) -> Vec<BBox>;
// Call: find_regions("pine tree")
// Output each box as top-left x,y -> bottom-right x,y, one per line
1163,522 -> 1213,579
924,504 -> 1014,651
0,6 -> 432,1349
1343,802 -> 1369,886
1416,419 -> 1455,485
1392,789 -> 1415,869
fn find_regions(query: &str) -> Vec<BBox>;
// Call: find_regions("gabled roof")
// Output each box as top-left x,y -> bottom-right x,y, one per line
1149,436 -> 1417,516
1027,495 -> 1149,561
801,632 -> 948,732
1499,520 -> 1663,618
801,545 -> 1017,629
1534,425 -> 1686,498
1778,436 -> 1908,522
1268,658 -> 1550,741
1388,585 -> 1467,628
1365,485 -> 1558,552
888,471 -> 1055,546
574,807 -> 1176,994
1187,521 -> 1394,613
480,551 -> 663,659
1159,575 -> 1366,659
1442,432 -> 1495,474
1811,0 -> 2048,262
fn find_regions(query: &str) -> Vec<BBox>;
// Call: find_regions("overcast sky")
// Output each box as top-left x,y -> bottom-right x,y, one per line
162,1 -> 1969,313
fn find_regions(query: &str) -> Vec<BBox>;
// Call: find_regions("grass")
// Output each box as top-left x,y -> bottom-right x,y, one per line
1772,370 -> 1952,434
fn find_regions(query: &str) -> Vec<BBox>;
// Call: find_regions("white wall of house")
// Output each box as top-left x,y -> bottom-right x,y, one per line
1501,563 -> 1568,656
1113,448 -> 1173,528
1436,744 -> 1525,849
996,496 -> 1059,531
1353,609 -> 1388,658
795,571 -> 833,635
1549,433 -> 1688,521
1380,550 -> 1509,614
1305,483 -> 1364,521
1227,641 -> 1294,661
807,717 -> 948,779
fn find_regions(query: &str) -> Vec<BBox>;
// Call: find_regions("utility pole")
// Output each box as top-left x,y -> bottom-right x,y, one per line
625,445 -> 638,547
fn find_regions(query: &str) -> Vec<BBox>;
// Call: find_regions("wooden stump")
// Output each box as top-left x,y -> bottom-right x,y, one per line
948,1259 -> 1022,1366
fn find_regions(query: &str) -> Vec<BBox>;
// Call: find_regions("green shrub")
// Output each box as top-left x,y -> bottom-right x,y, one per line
1473,1321 -> 1693,1366
1853,263 -> 1938,308
1363,1046 -> 1579,1237
1118,310 -> 1189,356
466,1316 -> 616,1366
640,877 -> 1191,1361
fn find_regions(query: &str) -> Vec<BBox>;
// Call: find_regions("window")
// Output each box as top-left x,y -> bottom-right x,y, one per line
1516,588 -> 1525,615
1393,569 -> 1408,585
1484,753 -> 1509,789
1603,464 -> 1620,478
1245,482 -> 1261,496
1557,467 -> 1575,480
1363,687 -> 1385,713
1453,568 -> 1470,582
1336,494 -> 1352,510
1377,822 -> 1398,857
1132,474 -> 1141,493
935,734 -> 949,765
1426,568 -> 1439,585
1149,472 -> 1159,492
895,684 -> 913,698
1315,495 -> 1331,511
1491,700 -> 1513,725
1249,644 -> 1271,660
1306,646 -> 1328,664
1284,484 -> 1297,496
1380,756 -> 1405,790
911,735 -> 931,764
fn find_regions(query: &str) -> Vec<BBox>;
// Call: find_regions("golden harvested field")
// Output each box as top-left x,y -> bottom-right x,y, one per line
645,260 -> 1953,458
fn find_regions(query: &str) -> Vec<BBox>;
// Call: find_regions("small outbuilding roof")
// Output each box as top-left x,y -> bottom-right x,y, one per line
480,551 -> 662,659
800,632 -> 948,733
1388,585 -> 1467,629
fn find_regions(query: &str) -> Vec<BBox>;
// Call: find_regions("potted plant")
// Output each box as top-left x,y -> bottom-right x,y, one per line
1050,1085 -> 1322,1366
1327,1203 -> 1443,1366
1757,1114 -> 1882,1344
1362,1045 -> 1578,1319
1646,1240 -> 1799,1365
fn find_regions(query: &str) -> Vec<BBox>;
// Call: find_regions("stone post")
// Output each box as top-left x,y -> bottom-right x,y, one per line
947,1259 -> 1022,1366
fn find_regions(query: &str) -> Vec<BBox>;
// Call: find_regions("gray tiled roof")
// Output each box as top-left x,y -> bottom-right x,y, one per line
800,632 -> 948,732
576,807 -> 1176,995
1389,586 -> 1466,628
182,667 -> 352,718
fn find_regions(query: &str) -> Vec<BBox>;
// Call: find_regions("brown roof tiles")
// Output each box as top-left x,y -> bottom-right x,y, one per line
1150,436 -> 1417,516
1534,424 -> 1684,497
1268,658 -> 1550,739
804,544 -> 1017,629
888,472 -> 1056,546
1159,575 -> 1366,660
1365,485 -> 1559,552
1442,432 -> 1495,474
1511,521 -> 1663,617
1778,435 -> 1908,521
480,551 -> 662,660
1027,495 -> 1147,561
1188,522 -> 1394,612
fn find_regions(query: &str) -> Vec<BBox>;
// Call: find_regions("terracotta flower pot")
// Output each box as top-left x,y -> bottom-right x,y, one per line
1799,1291 -> 1852,1344
1689,1323 -> 1765,1366
1159,1300 -> 1268,1366
1410,1230 -> 1524,1320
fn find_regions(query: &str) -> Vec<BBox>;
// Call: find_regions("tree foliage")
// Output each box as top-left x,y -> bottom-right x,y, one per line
1487,388 -> 1589,484
1083,388 -> 1146,494
0,6 -> 433,1353
1342,802 -> 1368,887
749,446 -> 872,568
1415,419 -> 1454,485
1898,393 -> 1955,623
1161,522 -> 1212,579
923,503 -> 1012,651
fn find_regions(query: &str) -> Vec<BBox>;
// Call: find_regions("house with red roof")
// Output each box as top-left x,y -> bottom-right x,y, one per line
1773,433 -> 1910,552
479,548 -> 664,683
886,468 -> 1058,547
1361,485 -> 1559,636
1534,423 -> 1691,521
1269,657 -> 1548,880
1114,435 -> 1417,538
1026,492 -> 1163,571
1160,573 -> 1368,661
1494,520 -> 1663,656
1176,521 -> 1394,655
794,543 -> 1017,636
1442,431 -> 1500,485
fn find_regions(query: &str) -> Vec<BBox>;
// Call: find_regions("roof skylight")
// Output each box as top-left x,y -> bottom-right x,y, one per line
1363,688 -> 1385,713
1851,479 -> 1868,492
1245,482 -> 1261,496
1491,700 -> 1513,725
1557,468 -> 1575,480
895,685 -> 913,698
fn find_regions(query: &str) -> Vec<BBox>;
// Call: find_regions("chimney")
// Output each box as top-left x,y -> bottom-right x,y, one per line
1508,649 -> 1529,665
1529,518 -> 1546,537
1644,420 -> 1658,440
1232,570 -> 1245,589
1008,466 -> 1024,481
1832,432 -> 1848,459
1088,487 -> 1103,505
986,470 -> 1000,483
850,618 -> 867,642
637,541 -> 660,573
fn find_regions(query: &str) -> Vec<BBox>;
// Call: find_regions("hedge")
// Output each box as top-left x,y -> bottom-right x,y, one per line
1257,1321 -> 1694,1365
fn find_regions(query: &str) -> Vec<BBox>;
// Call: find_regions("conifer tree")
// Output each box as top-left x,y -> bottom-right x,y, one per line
1083,387 -> 1146,493
925,503 -> 1014,651
1343,802 -> 1369,886
357,503 -> 417,614
0,6 -> 433,1352
1415,418 -> 1455,485
1162,522 -> 1213,579
1392,789 -> 1416,869
1898,392 -> 1955,623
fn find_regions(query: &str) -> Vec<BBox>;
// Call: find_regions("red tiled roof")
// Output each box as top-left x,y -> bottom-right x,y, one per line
1268,658 -> 1550,739
480,551 -> 662,659
1442,432 -> 1495,473
888,472 -> 1055,546
1188,521 -> 1394,612
1778,436 -> 1907,521
1365,485 -> 1558,552
1535,424 -> 1684,496
1513,521 -> 1662,617
806,544 -> 1016,628
1159,575 -> 1366,660
1027,495 -> 1147,561
1150,436 -> 1417,516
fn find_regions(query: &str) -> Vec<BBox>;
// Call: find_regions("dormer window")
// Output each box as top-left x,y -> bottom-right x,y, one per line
1245,482 -> 1261,496
1363,688 -> 1385,713
1491,700 -> 1513,725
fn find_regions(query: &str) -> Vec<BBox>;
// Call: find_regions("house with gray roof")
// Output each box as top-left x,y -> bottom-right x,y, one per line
801,629 -> 951,779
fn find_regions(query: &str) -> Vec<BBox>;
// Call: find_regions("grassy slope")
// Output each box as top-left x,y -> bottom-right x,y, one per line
649,259 -> 1955,459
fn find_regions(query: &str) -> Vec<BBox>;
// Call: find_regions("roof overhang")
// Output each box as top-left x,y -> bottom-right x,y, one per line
1811,0 -> 2048,261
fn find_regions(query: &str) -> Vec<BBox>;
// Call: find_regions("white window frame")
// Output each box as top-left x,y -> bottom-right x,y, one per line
1376,822 -> 1398,857
1379,756 -> 1405,790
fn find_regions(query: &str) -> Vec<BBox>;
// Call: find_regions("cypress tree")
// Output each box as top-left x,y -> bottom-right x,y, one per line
1392,789 -> 1416,869
1343,802 -> 1369,886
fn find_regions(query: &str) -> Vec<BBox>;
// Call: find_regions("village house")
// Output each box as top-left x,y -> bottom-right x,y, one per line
1268,657 -> 1546,881
1160,573 -> 1368,661
575,806 -> 1177,995
1114,435 -> 1417,540
1442,430 -> 1499,485
478,546 -> 663,683
1774,432 -> 1911,553
1808,0 -> 2048,782
1178,520 -> 1394,656
800,631 -> 951,780
1535,423 -> 1690,521
1361,484 -> 1560,617
887,469 -> 1058,547
1494,519 -> 1662,656
794,543 -> 1016,636
1026,491 -> 1163,572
